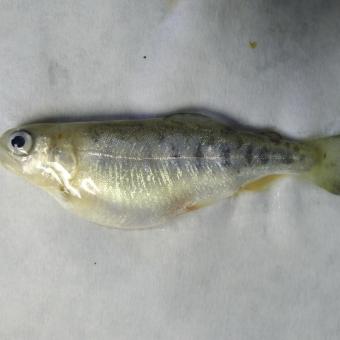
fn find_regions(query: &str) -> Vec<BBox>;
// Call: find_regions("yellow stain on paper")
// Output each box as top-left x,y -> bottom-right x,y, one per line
249,41 -> 258,49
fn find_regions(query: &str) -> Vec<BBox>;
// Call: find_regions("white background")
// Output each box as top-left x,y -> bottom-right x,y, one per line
1,1 -> 340,339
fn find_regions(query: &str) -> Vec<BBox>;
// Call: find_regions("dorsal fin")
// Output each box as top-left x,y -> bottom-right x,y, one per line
165,112 -> 217,124
164,113 -> 231,130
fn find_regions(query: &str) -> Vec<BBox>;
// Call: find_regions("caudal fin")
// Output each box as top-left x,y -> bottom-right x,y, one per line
306,136 -> 340,194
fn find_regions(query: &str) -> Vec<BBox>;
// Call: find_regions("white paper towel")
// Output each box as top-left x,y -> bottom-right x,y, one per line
1,1 -> 340,339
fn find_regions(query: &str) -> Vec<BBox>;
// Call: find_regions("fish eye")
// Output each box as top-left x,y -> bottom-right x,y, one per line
8,131 -> 33,156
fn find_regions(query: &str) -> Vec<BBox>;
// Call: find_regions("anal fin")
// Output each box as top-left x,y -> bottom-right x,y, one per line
240,174 -> 285,192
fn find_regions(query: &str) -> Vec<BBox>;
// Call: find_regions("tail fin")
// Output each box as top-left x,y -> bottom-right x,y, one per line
306,136 -> 340,194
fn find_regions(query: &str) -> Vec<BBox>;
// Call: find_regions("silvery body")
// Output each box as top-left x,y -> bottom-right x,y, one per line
0,114 -> 335,228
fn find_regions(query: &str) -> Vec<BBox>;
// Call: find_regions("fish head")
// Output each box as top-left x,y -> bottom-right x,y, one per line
0,124 -> 77,192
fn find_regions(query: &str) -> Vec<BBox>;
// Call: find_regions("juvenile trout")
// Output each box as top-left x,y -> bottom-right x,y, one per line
0,113 -> 339,228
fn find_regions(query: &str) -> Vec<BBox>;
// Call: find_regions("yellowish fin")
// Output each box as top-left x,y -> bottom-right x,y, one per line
239,174 -> 285,193
305,136 -> 340,194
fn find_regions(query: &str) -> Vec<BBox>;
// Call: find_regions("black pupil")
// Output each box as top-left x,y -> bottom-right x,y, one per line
11,135 -> 26,148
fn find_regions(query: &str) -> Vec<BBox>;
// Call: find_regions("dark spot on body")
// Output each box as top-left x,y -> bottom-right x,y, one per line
94,262 -> 96,265
195,144 -> 203,158
235,136 -> 243,149
219,144 -> 231,167
258,147 -> 269,164
195,144 -> 204,169
281,150 -> 294,164
92,130 -> 101,143
143,56 -> 147,59
158,131 -> 166,142
299,154 -> 306,161
170,144 -> 181,158
245,144 -> 253,165
293,145 -> 300,152
206,135 -> 215,146
323,153 -> 327,159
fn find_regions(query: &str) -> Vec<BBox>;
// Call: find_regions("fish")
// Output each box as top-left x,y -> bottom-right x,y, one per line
0,113 -> 339,229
